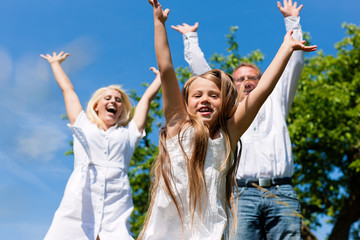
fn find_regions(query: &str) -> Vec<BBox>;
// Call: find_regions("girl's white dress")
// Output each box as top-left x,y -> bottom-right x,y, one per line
144,128 -> 229,240
44,111 -> 144,240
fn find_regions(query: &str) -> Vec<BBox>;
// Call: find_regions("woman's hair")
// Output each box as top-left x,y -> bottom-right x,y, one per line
140,69 -> 240,239
86,85 -> 132,128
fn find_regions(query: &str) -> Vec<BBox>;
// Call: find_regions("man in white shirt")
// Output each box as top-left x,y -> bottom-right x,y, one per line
172,1 -> 305,239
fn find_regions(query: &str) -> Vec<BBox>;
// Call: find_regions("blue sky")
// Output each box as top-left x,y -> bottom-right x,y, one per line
0,0 -> 359,239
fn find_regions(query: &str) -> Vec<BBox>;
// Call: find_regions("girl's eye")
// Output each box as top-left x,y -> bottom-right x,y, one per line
116,98 -> 122,102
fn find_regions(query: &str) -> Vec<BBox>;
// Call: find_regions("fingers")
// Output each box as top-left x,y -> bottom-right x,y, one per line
297,4 -> 303,11
285,29 -> 294,37
40,51 -> 70,63
170,25 -> 180,32
193,22 -> 199,30
283,0 -> 287,8
302,45 -> 317,52
149,67 -> 160,75
164,8 -> 170,17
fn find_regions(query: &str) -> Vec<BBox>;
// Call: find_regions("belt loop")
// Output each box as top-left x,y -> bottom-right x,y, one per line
245,179 -> 249,189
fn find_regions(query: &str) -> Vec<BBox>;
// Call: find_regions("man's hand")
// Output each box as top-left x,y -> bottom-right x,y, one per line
277,0 -> 303,17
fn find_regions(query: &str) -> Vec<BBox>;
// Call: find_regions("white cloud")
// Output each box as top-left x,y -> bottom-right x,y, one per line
0,151 -> 51,191
0,36 -> 98,163
61,36 -> 99,73
0,47 -> 12,89
16,121 -> 68,161
12,54 -> 52,109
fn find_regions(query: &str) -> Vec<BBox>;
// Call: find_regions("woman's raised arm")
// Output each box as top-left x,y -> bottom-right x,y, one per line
40,51 -> 82,124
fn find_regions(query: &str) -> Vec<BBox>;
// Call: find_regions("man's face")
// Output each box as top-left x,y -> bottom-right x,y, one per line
233,66 -> 259,102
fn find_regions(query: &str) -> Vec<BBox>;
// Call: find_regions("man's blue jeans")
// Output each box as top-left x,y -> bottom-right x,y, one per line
232,184 -> 301,240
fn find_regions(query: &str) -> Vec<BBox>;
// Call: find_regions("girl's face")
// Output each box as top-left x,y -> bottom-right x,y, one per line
187,78 -> 221,129
95,89 -> 123,130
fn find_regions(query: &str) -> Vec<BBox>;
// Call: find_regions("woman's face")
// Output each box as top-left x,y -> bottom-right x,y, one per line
95,88 -> 123,130
187,78 -> 221,129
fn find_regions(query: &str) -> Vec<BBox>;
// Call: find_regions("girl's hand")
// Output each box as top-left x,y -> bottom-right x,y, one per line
149,66 -> 161,85
149,66 -> 160,76
40,51 -> 70,64
284,30 -> 317,52
148,0 -> 169,23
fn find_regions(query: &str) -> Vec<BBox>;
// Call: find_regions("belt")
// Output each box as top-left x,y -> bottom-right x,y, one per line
236,177 -> 292,188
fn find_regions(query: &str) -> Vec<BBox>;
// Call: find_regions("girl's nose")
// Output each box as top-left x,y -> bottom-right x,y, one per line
200,95 -> 210,103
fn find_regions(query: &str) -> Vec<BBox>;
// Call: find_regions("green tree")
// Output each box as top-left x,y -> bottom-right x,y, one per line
288,23 -> 360,239
128,86 -> 163,237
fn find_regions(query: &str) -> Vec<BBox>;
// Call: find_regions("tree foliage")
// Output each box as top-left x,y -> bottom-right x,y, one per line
209,26 -> 264,74
128,86 -> 163,237
288,23 -> 360,239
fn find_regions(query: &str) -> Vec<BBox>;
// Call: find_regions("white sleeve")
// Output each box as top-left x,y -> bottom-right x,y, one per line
183,32 -> 212,76
273,16 -> 305,118
127,119 -> 146,148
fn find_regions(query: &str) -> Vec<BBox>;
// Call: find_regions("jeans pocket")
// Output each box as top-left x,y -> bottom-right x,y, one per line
274,184 -> 298,201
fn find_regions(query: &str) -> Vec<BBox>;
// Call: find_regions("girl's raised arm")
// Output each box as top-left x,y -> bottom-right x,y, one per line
132,67 -> 161,134
40,52 -> 82,124
228,30 -> 317,150
149,0 -> 186,125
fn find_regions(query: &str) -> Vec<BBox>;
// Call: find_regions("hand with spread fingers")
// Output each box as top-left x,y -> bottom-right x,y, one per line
171,22 -> 199,34
40,51 -> 70,64
277,0 -> 303,17
284,30 -> 317,52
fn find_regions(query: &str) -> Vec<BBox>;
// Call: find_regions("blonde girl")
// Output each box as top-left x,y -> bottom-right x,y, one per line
41,52 -> 161,240
140,1 -> 317,239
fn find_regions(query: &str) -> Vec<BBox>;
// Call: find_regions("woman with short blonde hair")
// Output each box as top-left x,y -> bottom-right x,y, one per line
41,51 -> 161,240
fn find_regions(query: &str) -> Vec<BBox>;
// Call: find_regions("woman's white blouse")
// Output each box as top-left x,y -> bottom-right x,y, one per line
143,128 -> 229,240
44,111 -> 144,240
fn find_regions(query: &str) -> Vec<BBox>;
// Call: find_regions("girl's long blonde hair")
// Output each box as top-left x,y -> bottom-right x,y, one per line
139,69 -> 241,239
86,85 -> 132,129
